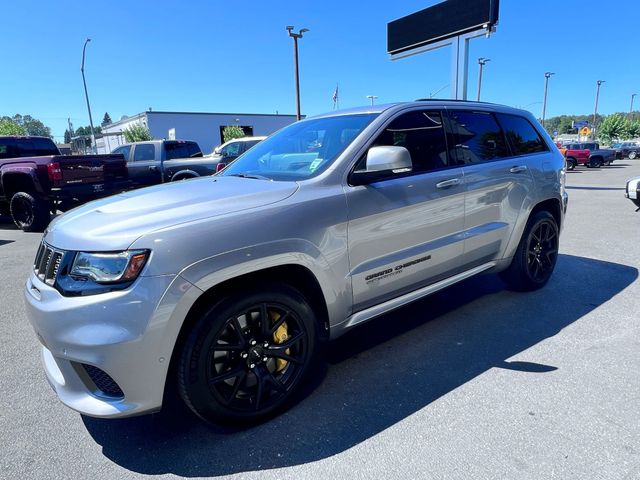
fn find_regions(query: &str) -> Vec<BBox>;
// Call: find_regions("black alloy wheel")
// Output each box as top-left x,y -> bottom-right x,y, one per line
178,284 -> 317,425
500,211 -> 559,291
524,219 -> 559,284
9,191 -> 50,232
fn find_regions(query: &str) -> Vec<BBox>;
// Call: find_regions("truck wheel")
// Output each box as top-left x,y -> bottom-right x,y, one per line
589,157 -> 602,168
178,283 -> 319,425
566,158 -> 576,170
630,151 -> 637,160
499,211 -> 559,292
10,192 -> 51,232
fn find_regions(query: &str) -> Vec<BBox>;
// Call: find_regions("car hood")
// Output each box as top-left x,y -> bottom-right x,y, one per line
44,176 -> 298,251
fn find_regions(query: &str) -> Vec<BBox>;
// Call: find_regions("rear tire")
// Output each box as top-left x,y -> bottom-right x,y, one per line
10,192 -> 51,232
566,158 -> 576,170
630,151 -> 637,160
500,211 -> 559,292
178,283 -> 319,426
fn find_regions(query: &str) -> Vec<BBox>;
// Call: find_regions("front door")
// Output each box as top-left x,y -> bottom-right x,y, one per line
128,143 -> 162,186
345,109 -> 467,311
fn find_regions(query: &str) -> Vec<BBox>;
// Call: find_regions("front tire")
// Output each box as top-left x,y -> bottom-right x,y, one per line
10,192 -> 51,232
566,158 -> 576,170
589,157 -> 602,168
500,211 -> 559,292
629,151 -> 637,160
178,283 -> 318,425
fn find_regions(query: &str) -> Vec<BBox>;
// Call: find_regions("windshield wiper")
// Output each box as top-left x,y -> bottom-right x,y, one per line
227,173 -> 271,180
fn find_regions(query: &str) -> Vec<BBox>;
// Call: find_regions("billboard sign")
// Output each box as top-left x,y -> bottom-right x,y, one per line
388,0 -> 500,55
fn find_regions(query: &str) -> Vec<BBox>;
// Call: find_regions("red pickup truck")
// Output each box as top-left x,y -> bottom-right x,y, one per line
0,136 -> 129,231
559,143 -> 601,170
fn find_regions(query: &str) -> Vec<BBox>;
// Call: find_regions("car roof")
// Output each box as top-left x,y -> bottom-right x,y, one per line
308,100 -> 530,119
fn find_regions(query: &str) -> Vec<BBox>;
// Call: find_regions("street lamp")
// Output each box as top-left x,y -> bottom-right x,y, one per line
593,80 -> 605,139
286,26 -> 309,121
541,72 -> 555,129
81,38 -> 97,154
476,57 -> 490,101
630,93 -> 637,114
366,95 -> 378,106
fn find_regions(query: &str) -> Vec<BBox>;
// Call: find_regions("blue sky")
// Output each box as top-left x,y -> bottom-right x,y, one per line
2,0 -> 639,141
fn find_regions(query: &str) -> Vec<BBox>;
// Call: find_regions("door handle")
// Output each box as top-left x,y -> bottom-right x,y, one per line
436,178 -> 462,189
149,165 -> 158,171
509,165 -> 528,173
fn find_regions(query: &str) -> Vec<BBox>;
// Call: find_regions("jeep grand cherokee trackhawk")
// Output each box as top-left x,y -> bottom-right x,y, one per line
24,101 -> 568,425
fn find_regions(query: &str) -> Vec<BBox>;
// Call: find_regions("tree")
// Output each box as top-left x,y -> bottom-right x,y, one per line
627,120 -> 640,139
0,118 -> 26,135
222,125 -> 246,143
74,125 -> 102,147
123,124 -> 153,142
1,114 -> 52,137
102,112 -> 112,126
597,113 -> 629,145
64,129 -> 72,143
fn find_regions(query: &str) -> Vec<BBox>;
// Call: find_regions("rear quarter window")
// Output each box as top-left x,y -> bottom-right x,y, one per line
496,114 -> 549,155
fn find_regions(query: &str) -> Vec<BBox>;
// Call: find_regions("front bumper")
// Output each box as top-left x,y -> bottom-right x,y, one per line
24,271 -> 200,418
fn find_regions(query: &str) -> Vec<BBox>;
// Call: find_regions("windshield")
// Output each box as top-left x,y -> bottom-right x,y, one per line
220,113 -> 378,181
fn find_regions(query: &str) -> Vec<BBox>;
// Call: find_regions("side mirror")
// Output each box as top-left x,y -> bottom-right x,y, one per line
350,146 -> 412,186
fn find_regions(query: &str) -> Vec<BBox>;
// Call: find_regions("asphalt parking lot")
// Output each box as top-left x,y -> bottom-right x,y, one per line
1,161 -> 640,480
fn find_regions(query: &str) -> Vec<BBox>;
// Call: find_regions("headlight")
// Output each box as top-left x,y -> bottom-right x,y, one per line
70,250 -> 149,283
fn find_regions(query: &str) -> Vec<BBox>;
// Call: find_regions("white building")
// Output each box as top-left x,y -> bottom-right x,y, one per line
98,111 -> 299,154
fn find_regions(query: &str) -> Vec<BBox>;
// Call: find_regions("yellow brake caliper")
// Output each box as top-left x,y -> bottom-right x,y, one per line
270,311 -> 290,372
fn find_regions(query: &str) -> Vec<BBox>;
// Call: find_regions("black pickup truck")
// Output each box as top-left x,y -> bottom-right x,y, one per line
111,138 -> 265,187
0,136 -> 129,231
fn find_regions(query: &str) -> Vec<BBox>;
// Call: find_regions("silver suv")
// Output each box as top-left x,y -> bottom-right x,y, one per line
25,101 -> 568,424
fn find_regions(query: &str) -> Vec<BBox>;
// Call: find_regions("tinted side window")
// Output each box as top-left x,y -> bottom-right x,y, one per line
133,144 -> 155,161
165,142 -> 202,159
221,141 -> 243,158
497,114 -> 549,155
112,145 -> 131,161
366,110 -> 449,173
449,111 -> 508,164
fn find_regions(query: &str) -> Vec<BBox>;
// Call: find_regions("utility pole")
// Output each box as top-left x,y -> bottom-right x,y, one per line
541,72 -> 555,129
366,95 -> 378,106
631,93 -> 637,115
81,38 -> 96,154
476,57 -> 490,101
286,26 -> 309,121
593,80 -> 605,139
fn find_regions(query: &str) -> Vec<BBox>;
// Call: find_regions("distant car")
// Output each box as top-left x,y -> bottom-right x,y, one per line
209,136 -> 266,170
612,142 -> 640,159
574,142 -> 617,166
560,144 -> 591,169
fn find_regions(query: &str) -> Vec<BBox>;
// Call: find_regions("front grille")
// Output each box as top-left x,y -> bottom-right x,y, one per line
81,364 -> 124,398
34,242 -> 65,286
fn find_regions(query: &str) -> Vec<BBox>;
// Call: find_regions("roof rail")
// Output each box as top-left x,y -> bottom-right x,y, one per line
414,98 -> 495,104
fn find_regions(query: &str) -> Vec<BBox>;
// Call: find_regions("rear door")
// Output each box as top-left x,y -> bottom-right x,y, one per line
447,110 -> 537,267
128,143 -> 162,186
345,109 -> 466,311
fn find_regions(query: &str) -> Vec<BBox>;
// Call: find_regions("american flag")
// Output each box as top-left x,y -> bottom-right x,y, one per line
332,84 -> 339,109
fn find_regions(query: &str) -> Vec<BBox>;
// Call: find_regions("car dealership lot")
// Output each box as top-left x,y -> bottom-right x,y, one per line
1,163 -> 640,480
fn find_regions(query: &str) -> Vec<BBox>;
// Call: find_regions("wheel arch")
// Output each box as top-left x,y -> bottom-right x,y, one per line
169,169 -> 199,181
162,263 -> 331,404
1,170 -> 39,199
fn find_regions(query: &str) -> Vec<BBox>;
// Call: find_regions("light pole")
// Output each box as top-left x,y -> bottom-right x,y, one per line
81,38 -> 96,154
630,93 -> 637,114
541,72 -> 555,129
592,80 -> 605,139
286,26 -> 309,121
366,95 -> 378,106
476,57 -> 490,101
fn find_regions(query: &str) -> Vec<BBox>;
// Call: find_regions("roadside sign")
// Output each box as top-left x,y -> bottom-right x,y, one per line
168,128 -> 176,140
580,126 -> 591,136
572,121 -> 589,129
